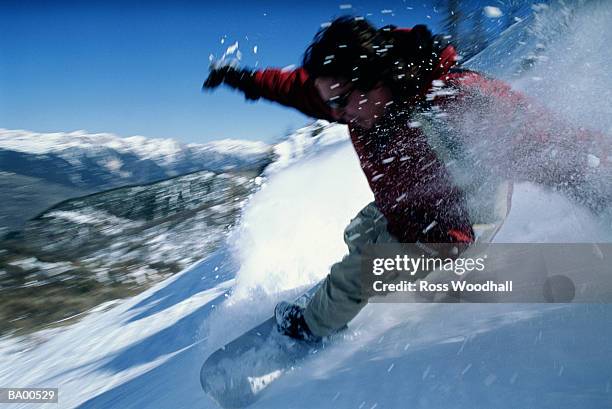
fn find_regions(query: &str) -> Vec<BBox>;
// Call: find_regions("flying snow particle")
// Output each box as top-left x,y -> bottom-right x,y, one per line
484,374 -> 497,386
253,46 -> 258,54
587,154 -> 601,168
532,3 -> 549,12
484,6 -> 503,18
347,233 -> 361,241
226,41 -> 239,55
422,365 -> 431,380
422,220 -> 438,233
339,4 -> 352,9
381,9 -> 393,14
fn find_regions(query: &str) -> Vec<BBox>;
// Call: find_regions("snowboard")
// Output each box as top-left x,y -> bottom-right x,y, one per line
200,283 -> 325,409
200,182 -> 512,408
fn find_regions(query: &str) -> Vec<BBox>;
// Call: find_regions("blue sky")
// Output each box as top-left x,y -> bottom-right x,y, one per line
0,0 -> 508,144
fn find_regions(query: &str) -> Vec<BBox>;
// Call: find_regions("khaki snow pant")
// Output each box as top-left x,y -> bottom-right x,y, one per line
303,202 -> 402,337
302,180 -> 512,337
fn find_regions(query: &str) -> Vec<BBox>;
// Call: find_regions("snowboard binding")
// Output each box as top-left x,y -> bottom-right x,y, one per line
274,301 -> 321,343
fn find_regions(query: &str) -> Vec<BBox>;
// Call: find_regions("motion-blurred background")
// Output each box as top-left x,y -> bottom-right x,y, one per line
0,0 -> 608,337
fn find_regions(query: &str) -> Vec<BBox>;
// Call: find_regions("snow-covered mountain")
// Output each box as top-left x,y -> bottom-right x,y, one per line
0,128 -> 274,233
0,128 -> 273,183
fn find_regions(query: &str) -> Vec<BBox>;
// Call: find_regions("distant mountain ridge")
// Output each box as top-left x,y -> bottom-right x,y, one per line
0,128 -> 274,189
0,128 -> 275,232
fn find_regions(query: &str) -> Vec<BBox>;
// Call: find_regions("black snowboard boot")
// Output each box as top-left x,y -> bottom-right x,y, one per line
274,301 -> 321,343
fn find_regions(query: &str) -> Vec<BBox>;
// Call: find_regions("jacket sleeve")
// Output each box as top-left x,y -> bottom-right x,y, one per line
439,71 -> 611,212
231,67 -> 335,121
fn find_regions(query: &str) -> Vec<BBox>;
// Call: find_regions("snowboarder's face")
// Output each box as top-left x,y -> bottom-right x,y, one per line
314,77 -> 393,129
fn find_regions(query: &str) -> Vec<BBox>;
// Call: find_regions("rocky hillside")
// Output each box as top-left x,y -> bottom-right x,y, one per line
0,168 -> 261,336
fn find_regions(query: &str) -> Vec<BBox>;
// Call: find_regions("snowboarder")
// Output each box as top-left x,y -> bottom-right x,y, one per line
203,17 -> 609,342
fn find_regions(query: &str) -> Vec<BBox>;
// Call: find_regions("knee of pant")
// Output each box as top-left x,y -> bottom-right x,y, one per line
328,259 -> 364,302
343,217 -> 381,250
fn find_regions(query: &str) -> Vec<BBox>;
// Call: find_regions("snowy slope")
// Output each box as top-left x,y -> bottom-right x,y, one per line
465,0 -> 612,137
1,123 -> 611,409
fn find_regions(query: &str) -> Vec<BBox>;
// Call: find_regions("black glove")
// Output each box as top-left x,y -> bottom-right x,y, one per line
274,301 -> 321,342
202,66 -> 260,100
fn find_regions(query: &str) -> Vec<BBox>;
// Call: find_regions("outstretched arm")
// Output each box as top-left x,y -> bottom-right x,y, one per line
441,71 -> 610,212
203,66 -> 335,121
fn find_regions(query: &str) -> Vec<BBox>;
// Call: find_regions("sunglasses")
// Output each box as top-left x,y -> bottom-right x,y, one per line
325,87 -> 355,110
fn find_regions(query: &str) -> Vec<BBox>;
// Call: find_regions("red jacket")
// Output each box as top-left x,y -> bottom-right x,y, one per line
231,36 -> 607,243
247,47 -> 474,244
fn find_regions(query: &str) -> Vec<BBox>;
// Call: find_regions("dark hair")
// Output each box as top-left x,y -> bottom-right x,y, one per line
302,16 -> 441,98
